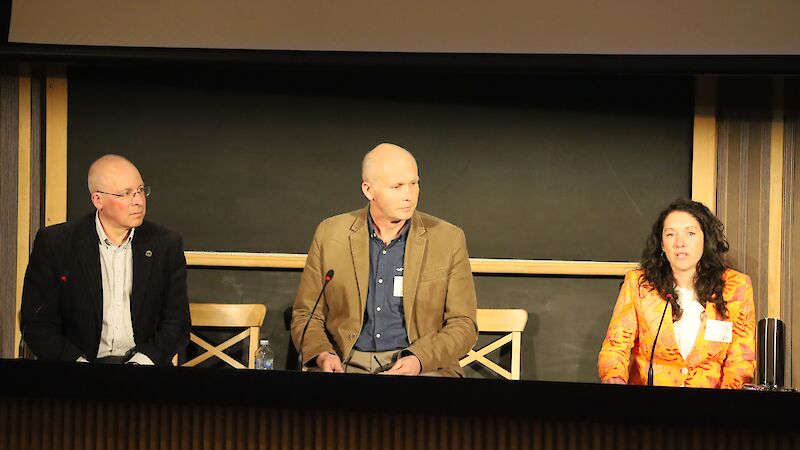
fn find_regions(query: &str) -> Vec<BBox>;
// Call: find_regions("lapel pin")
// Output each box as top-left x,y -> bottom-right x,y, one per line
145,250 -> 153,257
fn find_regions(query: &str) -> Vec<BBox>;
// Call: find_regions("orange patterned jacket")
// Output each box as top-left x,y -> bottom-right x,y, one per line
598,269 -> 755,388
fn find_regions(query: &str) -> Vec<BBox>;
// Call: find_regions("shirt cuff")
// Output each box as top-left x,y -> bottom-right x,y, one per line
127,352 -> 155,365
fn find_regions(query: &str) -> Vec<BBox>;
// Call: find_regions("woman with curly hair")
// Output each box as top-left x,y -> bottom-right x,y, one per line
598,199 -> 755,388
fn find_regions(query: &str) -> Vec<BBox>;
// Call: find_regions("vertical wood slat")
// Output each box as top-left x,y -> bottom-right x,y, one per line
29,75 -> 43,243
29,399 -> 42,450
15,72 -> 31,359
784,77 -> 800,388
767,76 -> 786,318
693,75 -> 719,213
44,74 -> 67,227
0,71 -> 20,360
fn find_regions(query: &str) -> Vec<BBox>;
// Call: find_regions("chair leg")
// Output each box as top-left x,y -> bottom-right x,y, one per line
511,332 -> 522,380
248,327 -> 259,369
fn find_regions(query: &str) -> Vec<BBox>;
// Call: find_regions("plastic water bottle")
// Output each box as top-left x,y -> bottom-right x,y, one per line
254,339 -> 274,370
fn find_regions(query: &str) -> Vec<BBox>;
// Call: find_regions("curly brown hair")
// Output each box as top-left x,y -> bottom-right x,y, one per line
638,199 -> 730,320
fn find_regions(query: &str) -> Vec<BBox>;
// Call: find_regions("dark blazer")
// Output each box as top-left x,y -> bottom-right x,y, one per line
20,213 -> 190,365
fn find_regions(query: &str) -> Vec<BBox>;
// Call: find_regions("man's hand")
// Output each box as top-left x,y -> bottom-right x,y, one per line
380,355 -> 421,376
316,352 -> 345,373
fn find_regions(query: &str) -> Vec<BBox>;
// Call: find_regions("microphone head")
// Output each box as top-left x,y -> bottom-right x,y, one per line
665,293 -> 673,300
325,269 -> 335,282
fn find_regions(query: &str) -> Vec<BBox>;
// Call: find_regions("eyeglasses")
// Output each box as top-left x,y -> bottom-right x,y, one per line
96,185 -> 151,201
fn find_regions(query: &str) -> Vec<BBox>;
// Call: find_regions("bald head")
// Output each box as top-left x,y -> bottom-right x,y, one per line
360,143 -> 420,224
87,154 -> 141,193
361,143 -> 417,183
88,154 -> 147,239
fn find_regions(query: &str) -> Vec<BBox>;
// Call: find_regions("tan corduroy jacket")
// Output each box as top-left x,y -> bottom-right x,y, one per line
291,207 -> 478,376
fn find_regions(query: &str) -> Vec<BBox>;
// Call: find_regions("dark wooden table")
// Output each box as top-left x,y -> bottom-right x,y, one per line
1,359 -> 797,450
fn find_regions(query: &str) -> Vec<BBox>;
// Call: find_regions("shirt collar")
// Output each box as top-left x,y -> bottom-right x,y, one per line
95,212 -> 135,249
367,209 -> 410,243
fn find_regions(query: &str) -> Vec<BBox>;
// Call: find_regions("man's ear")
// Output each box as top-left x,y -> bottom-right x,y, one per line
90,193 -> 103,210
361,182 -> 373,201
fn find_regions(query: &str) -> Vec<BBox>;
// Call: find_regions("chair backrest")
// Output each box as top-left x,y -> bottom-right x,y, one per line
183,303 -> 267,369
459,308 -> 528,380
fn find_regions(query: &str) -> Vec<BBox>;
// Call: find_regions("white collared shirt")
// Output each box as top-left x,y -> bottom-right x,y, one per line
93,213 -> 152,365
672,287 -> 705,360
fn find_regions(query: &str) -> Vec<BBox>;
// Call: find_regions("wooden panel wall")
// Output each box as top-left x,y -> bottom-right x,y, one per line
1,396 -> 798,450
786,77 -> 800,388
0,69 -> 19,359
3,68 -> 43,358
716,77 -> 773,319
716,76 -> 800,386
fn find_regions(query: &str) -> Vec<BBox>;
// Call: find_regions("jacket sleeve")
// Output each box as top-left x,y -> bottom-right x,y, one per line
406,228 -> 478,373
598,271 -> 639,382
136,234 -> 190,366
720,275 -> 756,389
20,229 -> 85,362
291,221 -> 336,366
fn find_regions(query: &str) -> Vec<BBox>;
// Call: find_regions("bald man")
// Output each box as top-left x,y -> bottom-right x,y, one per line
20,155 -> 190,365
291,143 -> 478,376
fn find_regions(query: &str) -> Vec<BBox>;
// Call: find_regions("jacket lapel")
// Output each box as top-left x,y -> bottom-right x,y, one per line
349,209 -> 370,315
130,224 -> 153,322
402,212 -> 427,340
641,291 -> 679,358
74,215 -> 102,327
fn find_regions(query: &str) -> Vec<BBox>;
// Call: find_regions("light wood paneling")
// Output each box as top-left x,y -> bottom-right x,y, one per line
693,76 -> 718,212
45,75 -> 67,227
468,258 -> 636,276
15,74 -> 31,358
186,251 -> 307,269
767,77 -> 785,318
185,251 -> 637,276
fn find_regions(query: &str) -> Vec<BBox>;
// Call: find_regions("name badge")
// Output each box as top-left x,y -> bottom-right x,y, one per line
704,319 -> 733,343
393,276 -> 403,297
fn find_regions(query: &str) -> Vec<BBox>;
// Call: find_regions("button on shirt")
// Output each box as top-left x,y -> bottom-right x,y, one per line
354,217 -> 410,352
95,214 -> 152,364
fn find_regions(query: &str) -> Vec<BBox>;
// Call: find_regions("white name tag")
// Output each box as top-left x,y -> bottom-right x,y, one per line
393,276 -> 403,297
704,319 -> 733,343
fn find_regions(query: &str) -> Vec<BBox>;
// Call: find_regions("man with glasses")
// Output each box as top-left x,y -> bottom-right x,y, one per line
291,143 -> 478,376
20,154 -> 190,365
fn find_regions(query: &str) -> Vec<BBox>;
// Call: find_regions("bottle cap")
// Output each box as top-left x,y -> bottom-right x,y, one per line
260,339 -> 269,346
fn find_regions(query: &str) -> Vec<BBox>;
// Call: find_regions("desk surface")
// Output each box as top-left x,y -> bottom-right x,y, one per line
1,359 -> 797,428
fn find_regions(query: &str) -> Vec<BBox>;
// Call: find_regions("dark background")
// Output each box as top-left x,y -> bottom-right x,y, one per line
65,66 -> 692,381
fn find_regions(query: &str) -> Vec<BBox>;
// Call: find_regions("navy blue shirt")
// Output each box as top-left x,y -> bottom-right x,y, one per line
354,215 -> 411,352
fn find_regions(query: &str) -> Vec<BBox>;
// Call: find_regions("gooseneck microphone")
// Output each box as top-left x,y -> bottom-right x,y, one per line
647,293 -> 672,387
297,269 -> 334,370
19,271 -> 70,358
